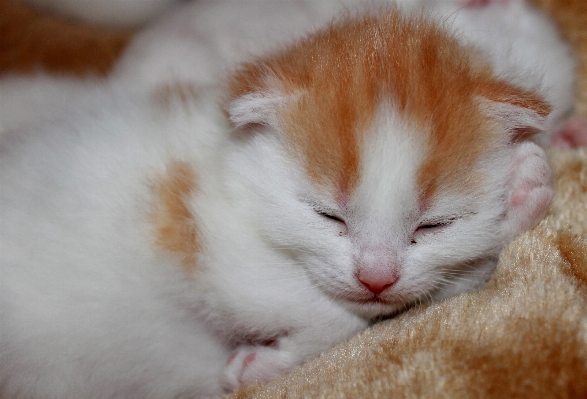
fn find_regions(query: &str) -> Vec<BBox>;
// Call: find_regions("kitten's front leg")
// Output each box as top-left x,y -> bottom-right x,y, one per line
502,141 -> 553,241
221,316 -> 366,392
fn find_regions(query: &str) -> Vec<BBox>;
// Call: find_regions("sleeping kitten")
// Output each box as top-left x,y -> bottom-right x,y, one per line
0,1 -> 572,398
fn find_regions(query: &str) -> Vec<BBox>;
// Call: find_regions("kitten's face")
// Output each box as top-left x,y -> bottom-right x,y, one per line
225,11 -> 550,319
230,104 -> 510,319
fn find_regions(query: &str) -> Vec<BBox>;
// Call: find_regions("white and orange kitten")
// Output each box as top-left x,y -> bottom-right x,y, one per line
0,0 -> 576,398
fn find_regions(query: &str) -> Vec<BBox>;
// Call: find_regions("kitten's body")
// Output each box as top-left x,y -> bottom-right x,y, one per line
0,1 -> 573,398
0,82 -> 367,398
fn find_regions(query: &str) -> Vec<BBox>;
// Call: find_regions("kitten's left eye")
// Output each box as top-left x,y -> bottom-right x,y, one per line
411,219 -> 455,244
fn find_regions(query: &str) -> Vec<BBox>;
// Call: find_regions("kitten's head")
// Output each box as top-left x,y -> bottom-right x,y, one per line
224,11 -> 551,318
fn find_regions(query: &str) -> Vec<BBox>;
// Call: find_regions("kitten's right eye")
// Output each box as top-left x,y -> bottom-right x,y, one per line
313,208 -> 348,236
315,210 -> 345,224
303,197 -> 348,234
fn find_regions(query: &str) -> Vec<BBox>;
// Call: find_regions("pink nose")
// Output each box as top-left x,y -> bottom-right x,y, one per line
356,268 -> 399,295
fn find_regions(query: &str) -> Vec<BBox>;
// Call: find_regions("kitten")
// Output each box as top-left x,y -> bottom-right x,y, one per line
0,1 -> 572,398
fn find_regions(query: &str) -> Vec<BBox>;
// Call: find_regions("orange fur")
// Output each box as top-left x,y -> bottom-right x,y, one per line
228,11 -> 550,202
151,161 -> 200,270
415,81 -> 548,200
0,0 -> 131,76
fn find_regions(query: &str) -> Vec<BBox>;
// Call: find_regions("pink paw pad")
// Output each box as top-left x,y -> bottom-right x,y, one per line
221,339 -> 292,393
504,142 -> 553,239
550,117 -> 587,148
242,353 -> 257,370
223,348 -> 257,392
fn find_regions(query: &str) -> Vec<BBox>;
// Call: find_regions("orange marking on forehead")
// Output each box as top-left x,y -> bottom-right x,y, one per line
227,10 -> 551,200
151,160 -> 201,270
415,71 -> 551,202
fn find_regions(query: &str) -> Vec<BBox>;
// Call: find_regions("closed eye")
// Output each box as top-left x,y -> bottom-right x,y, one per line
315,210 -> 345,224
417,221 -> 452,230
313,208 -> 348,236
411,219 -> 456,244
302,197 -> 348,235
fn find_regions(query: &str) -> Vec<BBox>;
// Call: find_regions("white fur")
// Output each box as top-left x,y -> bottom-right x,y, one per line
0,75 -> 109,133
0,0 -> 570,397
0,84 -> 369,398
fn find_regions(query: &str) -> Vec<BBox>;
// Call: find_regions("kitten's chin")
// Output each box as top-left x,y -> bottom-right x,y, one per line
343,297 -> 406,320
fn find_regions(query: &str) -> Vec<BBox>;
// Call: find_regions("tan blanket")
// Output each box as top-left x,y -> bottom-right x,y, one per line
1,0 -> 585,397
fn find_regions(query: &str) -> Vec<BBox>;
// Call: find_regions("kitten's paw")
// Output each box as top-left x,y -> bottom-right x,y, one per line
550,117 -> 587,148
222,343 -> 295,392
503,141 -> 553,240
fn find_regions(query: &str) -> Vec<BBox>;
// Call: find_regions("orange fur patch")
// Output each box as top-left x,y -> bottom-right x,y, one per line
151,161 -> 201,270
0,0 -> 131,76
228,10 -> 550,201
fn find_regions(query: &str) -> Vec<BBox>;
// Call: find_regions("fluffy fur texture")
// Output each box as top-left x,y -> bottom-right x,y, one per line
0,0 -> 585,398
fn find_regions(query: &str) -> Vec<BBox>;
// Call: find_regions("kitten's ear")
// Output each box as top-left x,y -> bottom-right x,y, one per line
477,82 -> 552,142
225,89 -> 289,129
225,62 -> 296,130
